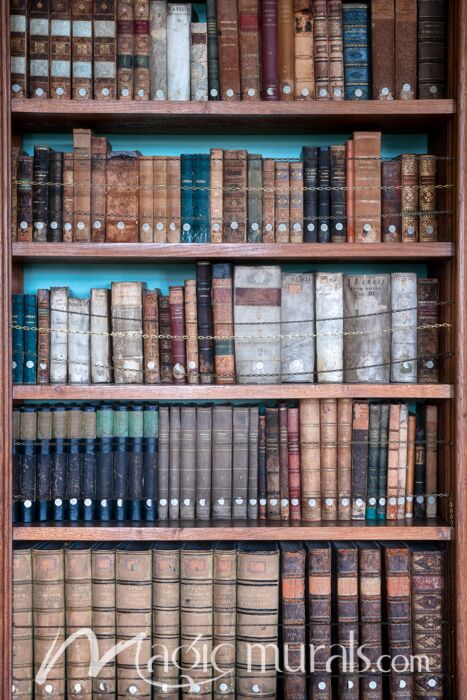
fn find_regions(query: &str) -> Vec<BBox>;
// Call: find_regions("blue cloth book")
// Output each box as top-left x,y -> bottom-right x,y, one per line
342,3 -> 370,100
12,294 -> 24,384
23,293 -> 37,384
181,153 -> 194,242
193,153 -> 211,242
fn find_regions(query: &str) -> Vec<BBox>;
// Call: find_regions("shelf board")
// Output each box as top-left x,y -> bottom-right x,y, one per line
13,384 -> 453,400
12,241 -> 454,262
11,98 -> 456,133
13,519 -> 452,541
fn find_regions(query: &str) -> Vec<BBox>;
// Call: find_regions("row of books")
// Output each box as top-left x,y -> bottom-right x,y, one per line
12,268 -> 441,386
11,0 -> 447,103
12,130 -> 441,244
13,540 -> 446,699
12,400 -> 439,525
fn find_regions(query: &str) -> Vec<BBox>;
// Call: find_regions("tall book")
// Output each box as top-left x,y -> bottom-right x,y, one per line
93,0 -> 117,99
212,405 -> 233,519
36,405 -> 52,522
91,136 -> 110,242
377,403 -> 390,520
191,22 -> 208,101
111,282 -> 144,383
217,0 -> 241,100
418,0 -> 447,98
153,155 -> 168,243
279,403 -> 290,520
117,0 -> 134,99
371,0 -> 395,99
313,0 -> 330,99
391,272 -> 418,382
233,407 -> 249,519
338,398 -> 353,520
315,272 -> 344,383
73,128 -> 92,242
287,406 -> 301,521
248,406 -> 260,520
318,146 -> 331,241
152,544 -> 180,695
68,297 -> 90,384
321,399 -> 338,520
10,0 -> 28,98
197,261 -> 215,384
91,544 -> 116,697
306,542 -> 332,698
22,293 -> 36,382
300,399 -> 321,521
12,294 -> 23,384
29,0 -> 49,98
289,161 -> 304,242
265,407 -> 281,520
334,543 -> 359,698
294,1 -> 314,99
426,404 -> 438,518
134,0 -> 151,99
50,287 -> 69,384
150,0 -> 167,99
358,543 -> 383,698
328,0 -> 345,99
159,295 -> 173,383
213,543 -> 236,698
143,405 -> 158,520
62,152 -> 74,241
247,153 -> 263,242
353,131 -> 382,242
95,404 -> 113,522
47,150 -> 63,241
143,288 -> 161,384
417,278 -> 440,383
261,0 -> 280,99
366,402 -> 381,520
184,280 -> 199,384
278,0 -> 295,99
386,402 -> 401,520
90,288 -> 112,384
281,272 -> 314,383
169,285 -> 186,384
12,544 -> 33,699
382,159 -> 402,241
106,152 -> 139,242
275,160 -> 290,242
223,150 -> 247,243
167,155 -> 181,243
64,544 -> 92,697
262,158 -> 276,242
72,0 -> 93,99
32,144 -> 49,242
167,3 -> 191,100
401,153 -> 419,241
395,0 -> 417,99
342,2 -> 370,99
397,403 -> 409,519
280,543 -> 306,697
212,263 -> 235,384
302,146 -> 318,241
50,0 -> 71,99
238,0 -> 261,101
351,401 -> 369,520
330,144 -> 346,240
206,0 -> 220,100
169,405 -> 180,520
419,154 -> 438,241
196,406 -> 212,520
19,406 -> 36,523
16,152 -> 33,242
210,148 -> 223,242
158,406 -> 169,519
180,406 -> 196,519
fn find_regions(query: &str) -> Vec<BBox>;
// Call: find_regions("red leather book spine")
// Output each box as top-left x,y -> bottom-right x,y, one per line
261,0 -> 280,100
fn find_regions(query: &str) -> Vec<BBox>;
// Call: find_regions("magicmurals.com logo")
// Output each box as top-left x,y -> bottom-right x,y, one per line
35,629 -> 432,693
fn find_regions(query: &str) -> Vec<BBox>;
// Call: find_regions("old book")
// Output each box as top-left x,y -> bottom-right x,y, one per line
111,282 -> 144,383
265,407 -> 280,520
315,272 -> 344,383
12,544 -> 33,699
51,406 -> 67,522
91,544 -> 116,697
191,22 -> 208,100
280,543 -> 306,697
72,0 -> 92,99
386,402 -> 401,520
138,155 -> 154,242
12,295 -> 24,385
143,288 -> 161,384
426,404 -> 438,518
47,150 -> 63,241
113,405 -> 129,522
419,154 -> 438,241
318,147 -> 331,241
302,145 -> 318,241
397,403 -> 409,519
366,402 -> 381,520
223,150 -> 247,243
320,399 -> 338,520
181,153 -> 194,242
17,152 -> 33,242
353,131 -> 382,242
169,406 -> 181,520
342,2 -> 370,99
279,404 -> 290,520
158,406 -> 169,519
275,161 -> 290,242
281,272 -> 314,383
50,0 -> 71,99
236,543 -> 279,698
196,406 -> 212,520
213,544 -> 236,699
134,0 -> 151,100
91,136 -> 109,242
328,0 -> 345,99
23,294 -> 37,385
159,295 -> 173,383
210,148 -> 223,242
206,0 -> 220,100
68,297 -> 90,383
351,401 -> 369,520
37,289 -> 50,384
405,412 -> 416,518
417,278 -> 440,382
65,544 -> 92,697
258,413 -> 267,519
306,542 -> 332,697
371,0 -> 395,99
300,399 -> 321,520
232,407 -> 249,519
261,0 -> 280,100
346,138 -> 355,242
169,285 -> 186,384
152,159 -> 168,241
81,406 -> 97,522
335,543 -> 359,697
106,152 -> 139,242
29,0 -> 49,98
95,405 -> 113,522
418,0 -> 447,98
32,145 -> 49,242
150,0 -> 167,99
197,261 -> 215,384
10,0 -> 28,98
415,408 -> 427,519
167,3 -> 191,100
343,273 -> 391,383
382,158 -> 402,242
143,405 -> 158,520
193,153 -> 210,243
50,287 -> 69,384
330,144 -> 346,240
117,0 -> 134,99
401,153 -> 419,241
217,0 -> 241,100
62,152 -> 74,241
377,403 -> 390,519
212,405 -> 233,519
294,1 -> 314,100
289,161 -> 304,242
73,128 -> 92,242
278,0 -> 295,99
248,406 -> 259,520
93,0 -> 117,99
167,155 -> 181,243
180,406 -> 196,519
391,272 -> 418,382
247,153 -> 263,242
395,0 -> 417,99
234,266 -> 281,384
212,263 -> 235,384
90,288 -> 112,384
313,0 -> 330,99
184,280 -> 199,384
262,158 -> 276,242
19,407 -> 36,522
358,543 -> 383,697
152,544 -> 180,694
337,399 -> 352,520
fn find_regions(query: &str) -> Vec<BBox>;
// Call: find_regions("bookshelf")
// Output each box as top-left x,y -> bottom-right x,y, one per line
1,1 -> 465,697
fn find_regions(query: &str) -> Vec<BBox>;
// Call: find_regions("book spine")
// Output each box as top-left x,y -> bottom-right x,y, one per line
223,150 -> 247,243
73,128 -> 92,242
196,406 -> 212,520
206,0 -> 220,100
213,545 -> 236,698
143,288 -> 161,384
50,0 -> 71,99
330,144 -> 346,241
47,151 -> 63,241
346,138 -> 355,241
351,401 -> 369,520
247,406 -> 259,519
12,295 -> 24,384
328,0 -> 344,99
279,404 -> 290,520
280,543 -> 306,697
419,154 -> 438,241
302,146 -> 318,242
169,405 -> 180,520
313,0 -> 330,99
366,403 -> 381,520
29,0 -> 49,98
197,262 -> 215,384
180,406 -> 196,519
382,159 -> 402,242
138,155 -> 154,242
275,160 -> 290,242
405,412 -> 416,518
149,0 -> 167,99
91,136 -> 108,242
20,407 -> 36,522
417,278 -> 440,382
415,410 -> 427,518
320,399 -> 337,520
395,0 -> 417,99
106,153 -> 139,242
391,272 -> 418,382
67,297 -> 90,384
384,545 -> 413,697
386,403 -> 400,520
258,413 -> 267,519
96,405 -> 113,521
193,153 -> 210,243
262,158 -> 276,242
261,0 -> 280,100
50,287 -> 69,384
154,155 -> 168,242
281,272 -> 315,383
36,289 -> 50,384
167,156 -> 181,243
315,272 -> 344,383
359,545 -> 383,698
12,545 -> 33,698
111,281 -> 144,383
371,0 -> 395,99
64,546 -> 93,696
278,0 -> 295,99
238,0 -> 261,100
113,405 -> 129,521
401,153 -> 419,241
397,403 -> 409,519
377,403 -> 390,519
10,0 -> 28,98
167,3 -> 191,100
143,405 -> 158,519
152,545 -> 180,692
93,0 -> 117,100
81,405 -> 96,521
184,280 -> 199,384
134,0 -> 151,100
51,406 -> 67,521
299,398 -> 321,520
336,545 -> 359,698
72,0 -> 93,99
337,398 -> 353,520
32,145 -> 49,242
157,406 -> 169,519
247,153 -> 263,242
169,286 -> 186,384
342,2 -> 370,99
117,0 -> 134,99
294,2 -> 314,100
17,154 -> 33,242
212,406 -> 233,519
289,161 -> 304,243
318,146 -> 330,242
425,404 -> 438,518
181,153 -> 194,242
212,263 -> 235,384
191,22 -> 208,101
216,0 -> 241,101
232,407 -> 249,518
91,546 -> 116,695
159,295 -> 173,384
307,543 -> 332,697
210,148 -> 223,242
90,288 -> 112,383
353,131 -> 382,242
265,407 -> 280,520
287,406 -> 301,520
62,152 -> 74,241
418,0 -> 447,98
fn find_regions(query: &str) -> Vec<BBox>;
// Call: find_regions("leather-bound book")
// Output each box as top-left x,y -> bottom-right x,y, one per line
395,0 -> 417,99
316,272 -> 343,383
68,296 -> 90,383
23,294 -> 37,385
417,278 -> 440,382
236,543 -> 279,697
261,0 -> 280,100
234,265 -> 281,384
159,295 -> 173,383
167,3 -> 191,100
65,544 -> 92,698
154,155 -> 168,243
419,154 -> 438,241
262,158 -> 276,242
210,148 -> 223,242
193,153 -> 210,243
117,0 -> 134,99
169,285 -> 186,384
62,152 -> 74,242
280,542 -> 306,698
418,0 -> 447,98
247,153 -> 263,242
73,128 -> 92,242
294,1 -> 315,100
51,406 -> 67,522
258,412 -> 267,519
115,545 -> 152,696
238,0 -> 261,100
169,405 -> 181,520
191,22 -> 208,101
248,406 -> 259,520
32,145 -> 49,242
90,288 -> 112,384
313,0 -> 330,99
343,273 -> 391,383
158,406 -> 169,519
37,289 -> 50,384
180,406 -> 196,519
287,406 -> 301,520
330,145 -> 346,241
17,152 -> 33,242
32,544 -> 65,698
300,399 -> 321,521
206,0 -> 220,100
358,543 -> 383,698
289,161 -> 304,243
425,404 -> 438,518
382,158 -> 402,242
278,0 -> 295,99
321,399 -> 337,520
167,155 -> 181,243
318,147 -> 330,242
196,406 -> 212,520
342,2 -> 370,100
391,272 -> 417,382
91,544 -> 116,697
50,0 -> 71,99
265,406 -> 280,520
415,408 -> 427,518
138,155 -> 154,242
401,153 -> 419,241
143,405 -> 158,521
50,287 -> 69,384
91,136 -> 110,242
181,153 -> 194,242
306,542 -> 332,698
372,0 -> 395,99
152,544 -> 180,695
134,0 -> 151,100
29,0 -> 49,98
113,405 -> 129,522
353,131 -> 382,242
223,150 -> 247,243
281,272 -> 315,383
275,160 -> 290,242
13,408 -> 21,523
19,407 -> 36,522
328,0 -> 344,99
150,0 -> 167,99
233,407 -> 250,519
386,402 -> 400,520
366,402 -> 381,520
212,263 -> 235,384
351,401 -> 369,520
106,152 -> 139,242
397,403 -> 409,519
111,281 -> 144,383
216,0 -> 241,100
180,544 -> 214,694
346,138 -> 355,241
93,0 -> 117,100
10,0 -> 28,98
335,543 -> 359,698
383,544 -> 413,698
212,405 -> 233,519
128,405 -> 145,521
197,261 -> 215,384
377,403 -> 390,519
302,146 -> 318,241
81,405 -> 97,521
279,404 -> 290,520
10,147 -> 17,240
47,150 -> 63,241
213,544 -> 236,699
410,543 -> 446,696
95,405 -> 113,522
72,0 -> 92,99
13,544 -> 33,699
184,279 -> 199,384
405,412 -> 416,518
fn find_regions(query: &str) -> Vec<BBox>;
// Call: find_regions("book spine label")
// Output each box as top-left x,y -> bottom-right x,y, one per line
50,0 -> 71,99
150,0 -> 167,99
294,5 -> 314,99
93,0 -> 117,99
72,0 -> 93,99
191,22 -> 208,101
167,4 -> 191,100
134,0 -> 151,100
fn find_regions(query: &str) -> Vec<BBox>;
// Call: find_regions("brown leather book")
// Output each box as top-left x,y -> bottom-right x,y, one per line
152,544 -> 180,695
180,406 -> 196,519
306,542 -> 332,698
139,155 -> 154,242
10,0 -> 28,98
62,152 -> 74,242
346,139 -> 355,242
153,155 -> 168,242
313,0 -> 330,99
386,402 -> 401,520
337,398 -> 352,520
217,0 -> 241,100
91,136 -> 110,242
265,407 -> 281,520
65,544 -> 93,698
72,0 -> 93,99
106,152 -> 139,242
335,543 -> 359,698
358,543 -> 383,699
13,545 -> 33,699
275,161 -> 290,242
418,0 -> 447,99
278,0 -> 295,100
73,128 -> 92,242
397,403 -> 409,519
262,158 -> 276,242
29,0 -> 49,98
167,155 -> 181,243
37,289 -> 50,384
425,404 -> 438,518
395,0 -> 417,99
401,153 -> 419,242
261,0 -> 280,100
169,285 -> 186,384
93,0 -> 117,100
419,154 -> 438,241
210,148 -> 223,242
185,279 -> 200,384
351,401 -> 369,520
212,263 -> 235,384
159,295 -> 173,383
289,161 -> 304,242
238,0 -> 262,100
405,413 -> 416,518
134,0 -> 151,100
91,544 -> 116,698
294,0 -> 315,100
143,288 -> 161,384
223,150 -> 247,243
117,0 -> 134,99
287,406 -> 301,520
321,399 -> 337,520
258,414 -> 267,519
233,407 -> 249,518
50,0 -> 71,99
212,406 -> 233,519
196,406 -> 213,520
279,404 -> 290,520
111,281 -> 144,383
417,278 -> 440,382
328,0 -> 345,99
371,0 -> 395,99
382,158 -> 402,242
248,406 -> 259,520
300,399 -> 321,521
353,131 -> 382,242
16,152 -> 33,242
280,542 -> 306,697
213,544 -> 236,698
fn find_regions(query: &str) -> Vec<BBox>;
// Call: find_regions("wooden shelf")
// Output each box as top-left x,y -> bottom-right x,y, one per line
12,241 -> 454,263
13,383 -> 453,400
13,519 -> 452,541
11,98 -> 456,133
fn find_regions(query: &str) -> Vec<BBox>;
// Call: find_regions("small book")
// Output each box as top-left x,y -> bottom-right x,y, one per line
71,0 -> 92,100
167,155 -> 181,242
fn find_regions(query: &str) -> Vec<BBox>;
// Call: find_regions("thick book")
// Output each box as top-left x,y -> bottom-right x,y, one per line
342,2 -> 370,99
150,0 -> 167,99
90,288 -> 112,383
169,285 -> 186,384
180,406 -> 196,519
117,0 -> 134,99
294,1 -> 315,100
111,281 -> 144,383
196,406 -> 212,520
191,22 -> 208,101
206,0 -> 220,100
382,159 -> 402,241
91,544 -> 116,696
358,543 -> 383,697
391,272 -> 418,382
315,272 -> 344,383
418,0 -> 447,98
217,0 -> 241,100
247,153 -> 263,242
134,0 -> 151,100
64,544 -> 93,697
184,280 -> 199,384
351,400 -> 369,520
280,542 -> 306,697
395,0 -> 417,99
106,152 -> 138,242
67,296 -> 90,384
300,398 -> 321,521
50,0 -> 71,99
371,0 -> 395,99
12,544 -> 33,699
72,0 -> 92,99
10,0 -> 28,98
212,405 -> 233,519
281,272 -> 315,383
152,544 -> 180,694
328,0 -> 345,99
275,160 -> 290,242
306,542 -> 332,698
29,0 -> 49,98
353,131 -> 382,242
321,399 -> 338,520
50,287 -> 69,384
417,278 -> 440,382
143,288 -> 161,384
213,544 -> 236,698
313,0 -> 330,99
212,263 -> 235,384
73,128 -> 92,242
93,0 -> 117,99
167,3 -> 191,100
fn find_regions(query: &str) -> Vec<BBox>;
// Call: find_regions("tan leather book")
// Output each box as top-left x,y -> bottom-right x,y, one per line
63,152 -> 74,242
299,399 -> 321,521
167,156 -> 181,243
321,399 -> 338,519
275,161 -> 290,242
223,150 -> 247,243
419,154 -> 437,241
372,0 -> 395,99
13,545 -> 33,699
106,152 -> 139,242
117,0 -> 134,99
353,131 -> 382,242
289,161 -> 304,242
196,406 -> 213,520
139,155 -> 154,242
262,158 -> 276,242
425,404 -> 438,518
397,403 -> 409,519
294,1 -> 315,100
337,398 -> 352,520
185,280 -> 200,384
153,155 -> 168,242
152,544 -> 180,697
212,406 -> 233,519
65,544 -> 93,698
238,0 -> 262,100
134,0 -> 151,100
72,0 -> 93,99
387,403 -> 400,520
111,281 -> 144,383
401,153 -> 419,242
351,400 -> 369,520
358,543 -> 383,695
73,128 -> 92,242
212,263 -> 235,384
91,136 -> 111,242
328,0 -> 345,99
278,0 -> 295,99
50,0 -> 72,99
210,148 -> 223,242
213,544 -> 236,699
405,413 -> 416,518
217,0 -> 241,100
91,544 -> 116,698
313,0 -> 330,99
143,288 -> 161,384
395,0 -> 417,99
